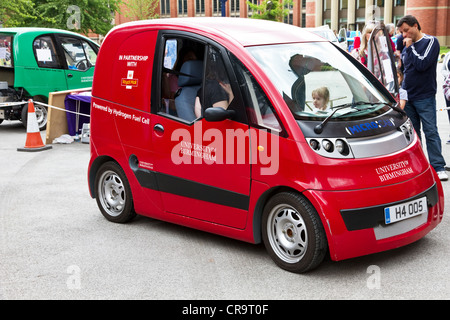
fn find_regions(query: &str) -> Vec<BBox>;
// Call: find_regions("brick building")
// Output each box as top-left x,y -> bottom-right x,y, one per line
114,0 -> 449,46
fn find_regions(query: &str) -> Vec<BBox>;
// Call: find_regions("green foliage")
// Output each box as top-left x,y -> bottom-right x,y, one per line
247,0 -> 293,22
125,0 -> 159,21
0,0 -> 42,27
0,0 -> 122,35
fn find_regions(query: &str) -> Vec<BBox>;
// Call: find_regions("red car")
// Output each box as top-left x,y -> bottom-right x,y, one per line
88,18 -> 444,273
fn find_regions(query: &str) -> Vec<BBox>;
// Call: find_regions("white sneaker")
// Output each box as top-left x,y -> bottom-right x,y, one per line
437,171 -> 448,181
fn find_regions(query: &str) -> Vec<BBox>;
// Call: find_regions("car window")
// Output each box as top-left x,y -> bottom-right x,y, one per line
158,36 -> 245,124
196,46 -> 235,118
230,54 -> 282,132
33,35 -> 62,69
159,36 -> 205,122
60,36 -> 97,71
0,34 -> 13,67
370,28 -> 397,95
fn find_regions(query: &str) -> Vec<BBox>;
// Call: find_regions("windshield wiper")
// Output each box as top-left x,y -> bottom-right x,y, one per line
314,100 -> 370,134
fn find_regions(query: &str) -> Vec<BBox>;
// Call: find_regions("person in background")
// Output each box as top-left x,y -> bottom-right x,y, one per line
397,15 -> 448,181
396,30 -> 405,72
444,54 -> 450,102
351,23 -> 375,67
444,72 -> 450,103
397,67 -> 407,109
441,52 -> 450,144
352,35 -> 361,52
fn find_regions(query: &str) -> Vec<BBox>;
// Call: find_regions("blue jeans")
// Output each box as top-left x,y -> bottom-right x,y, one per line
405,97 -> 446,172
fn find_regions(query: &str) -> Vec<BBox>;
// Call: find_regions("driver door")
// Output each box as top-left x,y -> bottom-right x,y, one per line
150,35 -> 251,229
367,25 -> 399,98
56,35 -> 98,89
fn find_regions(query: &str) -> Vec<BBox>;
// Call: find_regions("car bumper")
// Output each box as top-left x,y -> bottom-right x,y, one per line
305,168 -> 444,261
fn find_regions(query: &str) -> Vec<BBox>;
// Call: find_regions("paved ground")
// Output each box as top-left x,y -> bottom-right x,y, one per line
0,64 -> 449,301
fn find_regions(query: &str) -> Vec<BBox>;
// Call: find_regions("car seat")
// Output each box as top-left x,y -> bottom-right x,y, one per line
175,60 -> 203,121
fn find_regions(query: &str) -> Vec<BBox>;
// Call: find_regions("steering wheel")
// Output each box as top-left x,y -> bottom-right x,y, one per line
75,59 -> 89,70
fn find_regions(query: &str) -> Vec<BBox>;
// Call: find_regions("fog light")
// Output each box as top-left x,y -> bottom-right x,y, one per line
322,139 -> 333,152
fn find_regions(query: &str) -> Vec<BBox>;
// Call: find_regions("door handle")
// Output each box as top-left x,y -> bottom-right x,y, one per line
67,73 -> 73,78
153,123 -> 164,135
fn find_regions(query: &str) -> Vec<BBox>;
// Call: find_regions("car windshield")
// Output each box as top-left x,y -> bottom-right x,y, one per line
247,42 -> 392,121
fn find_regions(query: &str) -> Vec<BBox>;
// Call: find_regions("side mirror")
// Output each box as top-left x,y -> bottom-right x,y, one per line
204,107 -> 235,122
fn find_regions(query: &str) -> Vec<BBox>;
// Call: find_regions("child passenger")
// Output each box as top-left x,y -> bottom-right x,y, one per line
311,87 -> 330,112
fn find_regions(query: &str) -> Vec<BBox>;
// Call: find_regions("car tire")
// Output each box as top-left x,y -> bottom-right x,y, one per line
95,162 -> 136,223
262,192 -> 327,273
21,97 -> 48,131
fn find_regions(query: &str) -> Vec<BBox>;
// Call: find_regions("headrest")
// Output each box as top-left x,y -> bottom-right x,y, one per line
178,60 -> 203,87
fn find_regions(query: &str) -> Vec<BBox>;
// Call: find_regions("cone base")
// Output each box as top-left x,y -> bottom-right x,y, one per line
17,145 -> 53,152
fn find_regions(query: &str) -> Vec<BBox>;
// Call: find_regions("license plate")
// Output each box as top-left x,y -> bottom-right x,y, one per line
384,197 -> 427,224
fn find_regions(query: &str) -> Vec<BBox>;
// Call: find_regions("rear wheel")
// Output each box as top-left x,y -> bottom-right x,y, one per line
95,162 -> 136,223
21,97 -> 48,130
262,192 -> 327,273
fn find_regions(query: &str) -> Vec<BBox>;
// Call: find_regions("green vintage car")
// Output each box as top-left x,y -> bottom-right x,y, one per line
0,27 -> 99,129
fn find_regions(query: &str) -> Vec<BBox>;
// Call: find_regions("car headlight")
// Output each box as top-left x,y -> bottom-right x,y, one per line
335,139 -> 349,156
306,137 -> 353,159
309,139 -> 320,150
322,139 -> 334,152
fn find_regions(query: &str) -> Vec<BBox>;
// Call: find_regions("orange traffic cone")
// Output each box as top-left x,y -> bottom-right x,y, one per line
17,100 -> 52,152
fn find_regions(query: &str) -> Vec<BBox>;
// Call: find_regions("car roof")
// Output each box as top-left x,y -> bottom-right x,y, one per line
0,27 -> 95,41
112,17 -> 324,47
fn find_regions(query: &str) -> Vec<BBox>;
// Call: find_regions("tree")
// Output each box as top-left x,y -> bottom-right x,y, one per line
124,0 -> 159,21
247,0 -> 292,22
0,0 -> 41,27
1,0 -> 122,35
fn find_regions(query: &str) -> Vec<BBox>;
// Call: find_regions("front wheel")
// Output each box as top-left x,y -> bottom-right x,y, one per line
95,162 -> 136,223
262,192 -> 327,273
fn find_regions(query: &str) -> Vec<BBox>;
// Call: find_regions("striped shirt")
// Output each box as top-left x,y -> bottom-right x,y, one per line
401,34 -> 440,101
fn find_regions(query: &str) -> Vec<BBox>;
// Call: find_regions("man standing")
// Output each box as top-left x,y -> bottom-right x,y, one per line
397,15 -> 448,181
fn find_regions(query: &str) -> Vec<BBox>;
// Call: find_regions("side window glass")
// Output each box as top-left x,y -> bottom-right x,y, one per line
161,39 -> 179,116
82,41 -> 98,66
60,37 -> 93,71
33,36 -> 62,69
160,37 -> 204,122
195,46 -> 235,118
230,54 -> 282,132
0,35 -> 13,67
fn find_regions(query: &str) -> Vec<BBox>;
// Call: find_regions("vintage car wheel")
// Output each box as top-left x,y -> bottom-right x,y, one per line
262,192 -> 327,273
95,162 -> 136,223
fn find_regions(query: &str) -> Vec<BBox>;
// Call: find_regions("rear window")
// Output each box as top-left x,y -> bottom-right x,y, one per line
0,34 -> 13,68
